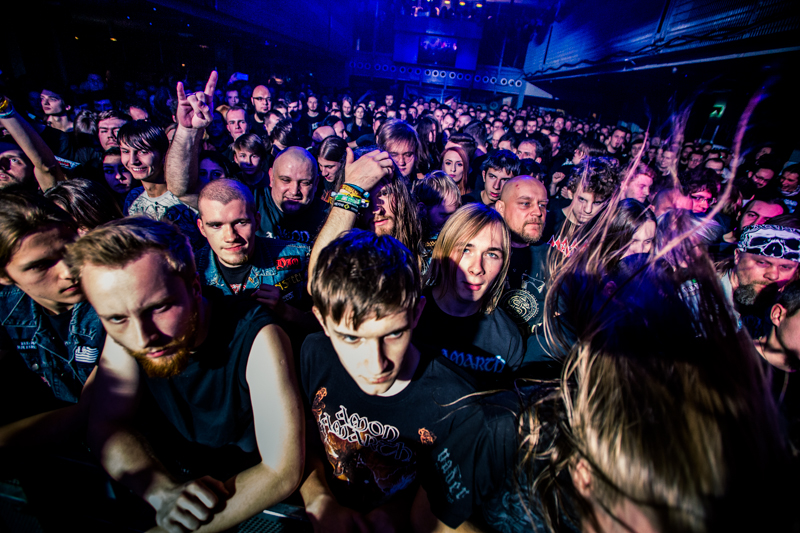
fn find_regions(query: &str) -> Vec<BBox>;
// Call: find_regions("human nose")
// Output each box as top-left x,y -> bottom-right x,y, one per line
466,253 -> 485,276
763,265 -> 779,282
364,341 -> 389,376
222,224 -> 236,242
131,317 -> 162,350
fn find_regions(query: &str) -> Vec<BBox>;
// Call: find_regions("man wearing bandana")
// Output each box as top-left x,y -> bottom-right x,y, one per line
719,224 -> 800,333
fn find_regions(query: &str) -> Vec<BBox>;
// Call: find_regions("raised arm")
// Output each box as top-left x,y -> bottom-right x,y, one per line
165,71 -> 217,208
89,336 -> 227,533
0,95 -> 65,191
308,148 -> 394,282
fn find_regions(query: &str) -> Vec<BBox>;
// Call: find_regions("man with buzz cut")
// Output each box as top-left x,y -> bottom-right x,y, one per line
299,230 -> 516,533
195,178 -> 314,331
67,217 -> 305,533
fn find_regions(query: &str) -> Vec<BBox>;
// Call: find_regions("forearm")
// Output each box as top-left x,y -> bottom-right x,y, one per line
0,404 -> 86,449
0,109 -> 64,190
165,125 -> 203,204
308,207 -> 357,283
91,424 -> 178,503
183,462 -> 300,533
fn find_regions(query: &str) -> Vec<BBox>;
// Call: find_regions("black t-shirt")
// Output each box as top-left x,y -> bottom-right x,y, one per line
140,291 -> 274,479
300,332 -> 517,528
216,258 -> 252,295
251,184 -> 330,244
413,290 -> 523,386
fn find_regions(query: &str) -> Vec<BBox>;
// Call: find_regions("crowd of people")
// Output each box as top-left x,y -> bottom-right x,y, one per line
0,65 -> 798,533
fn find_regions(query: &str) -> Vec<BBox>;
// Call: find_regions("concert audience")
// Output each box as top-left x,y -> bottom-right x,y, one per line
1,60 -> 799,533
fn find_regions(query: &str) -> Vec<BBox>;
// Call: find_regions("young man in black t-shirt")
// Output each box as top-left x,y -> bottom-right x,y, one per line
68,218 -> 304,533
300,230 -> 516,532
414,203 -> 523,385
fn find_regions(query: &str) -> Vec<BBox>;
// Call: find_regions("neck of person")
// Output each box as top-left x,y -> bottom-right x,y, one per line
756,328 -> 795,373
47,114 -> 73,132
308,110 -> 318,118
140,173 -> 167,197
380,344 -> 420,397
243,169 -> 267,189
432,285 -> 481,317
37,298 -> 76,316
563,205 -> 584,226
480,190 -> 497,207
510,236 -> 529,249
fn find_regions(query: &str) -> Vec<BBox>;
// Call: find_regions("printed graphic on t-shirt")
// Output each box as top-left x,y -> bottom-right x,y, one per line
229,283 -> 246,295
546,235 -> 578,258
312,387 -> 421,502
500,272 -> 546,327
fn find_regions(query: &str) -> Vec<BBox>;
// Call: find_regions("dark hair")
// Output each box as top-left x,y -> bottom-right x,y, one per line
310,230 -> 421,329
597,199 -> 657,272
377,119 -> 420,158
44,179 -> 123,231
686,174 -> 720,200
117,120 -> 169,155
463,120 -> 489,147
415,116 -> 442,175
270,117 -> 298,148
777,279 -> 800,316
0,191 -> 76,277
198,150 -> 236,179
233,133 -> 268,160
482,149 -> 521,176
499,133 -> 519,150
318,136 -> 348,191
565,157 -> 620,201
445,133 -> 477,161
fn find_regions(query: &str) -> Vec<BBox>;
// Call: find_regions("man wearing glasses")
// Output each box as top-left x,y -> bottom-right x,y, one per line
250,85 -> 273,139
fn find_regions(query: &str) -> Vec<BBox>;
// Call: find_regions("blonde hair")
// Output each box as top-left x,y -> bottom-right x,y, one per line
424,203 -> 510,313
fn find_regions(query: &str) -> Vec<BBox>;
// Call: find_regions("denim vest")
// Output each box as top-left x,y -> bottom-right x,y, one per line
0,286 -> 105,404
196,236 -> 311,307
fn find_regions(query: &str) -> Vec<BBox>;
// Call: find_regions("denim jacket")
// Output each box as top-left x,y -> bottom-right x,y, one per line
0,286 -> 105,404
196,236 -> 311,307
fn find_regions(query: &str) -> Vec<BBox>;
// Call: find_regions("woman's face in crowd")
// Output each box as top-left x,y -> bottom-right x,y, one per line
355,106 -> 365,120
623,220 -> 656,258
103,154 -> 134,193
199,158 -> 228,183
442,150 -> 464,183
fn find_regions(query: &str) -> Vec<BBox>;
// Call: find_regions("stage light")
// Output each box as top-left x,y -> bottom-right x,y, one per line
459,1 -> 465,5
476,2 -> 483,6
110,37 -> 117,41
74,36 -> 79,40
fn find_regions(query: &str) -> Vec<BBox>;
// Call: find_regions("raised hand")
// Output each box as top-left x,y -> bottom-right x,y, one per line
343,147 -> 395,192
175,71 -> 218,130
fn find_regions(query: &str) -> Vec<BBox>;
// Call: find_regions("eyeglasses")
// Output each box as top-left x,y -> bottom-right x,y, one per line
690,194 -> 716,206
252,97 -> 271,102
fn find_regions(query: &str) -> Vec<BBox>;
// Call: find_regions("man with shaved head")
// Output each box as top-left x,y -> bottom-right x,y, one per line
494,175 -> 554,366
257,147 -> 329,244
310,125 -> 335,150
196,178 -> 312,326
249,85 -> 273,139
